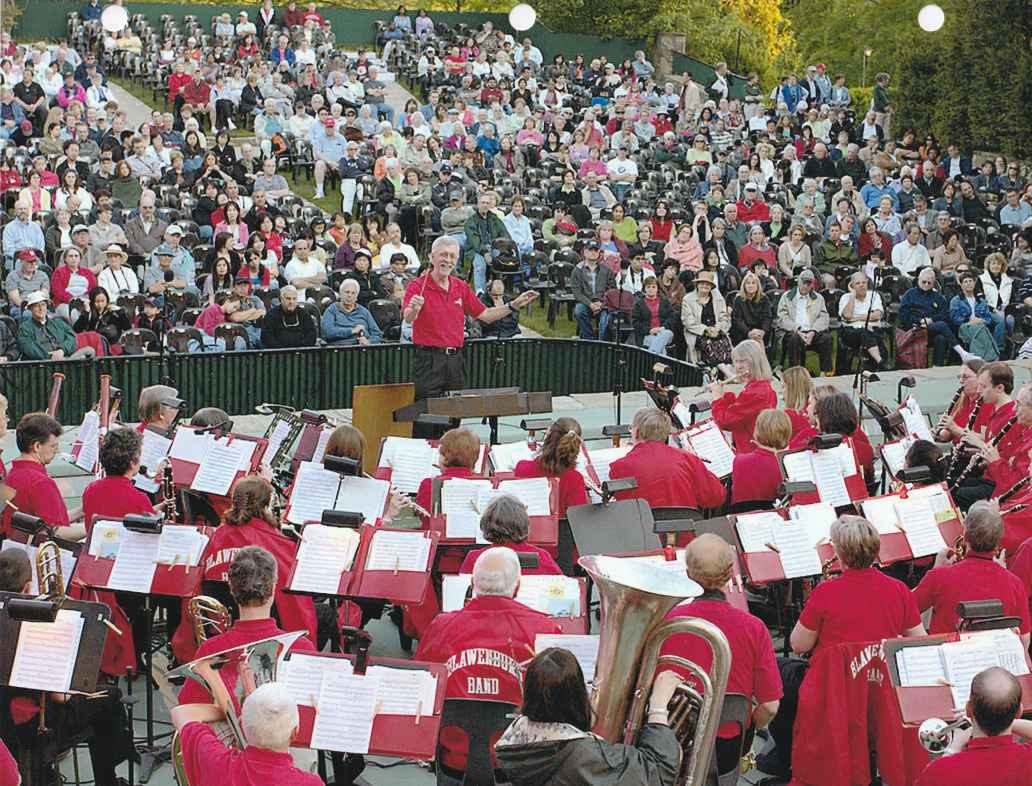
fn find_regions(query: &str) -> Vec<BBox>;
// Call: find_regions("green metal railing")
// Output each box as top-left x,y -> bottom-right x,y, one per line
0,340 -> 703,421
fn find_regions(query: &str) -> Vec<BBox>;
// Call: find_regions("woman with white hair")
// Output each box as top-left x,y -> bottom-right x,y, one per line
171,682 -> 322,784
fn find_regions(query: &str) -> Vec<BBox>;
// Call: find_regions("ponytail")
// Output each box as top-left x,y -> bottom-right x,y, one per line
223,475 -> 276,528
538,417 -> 583,476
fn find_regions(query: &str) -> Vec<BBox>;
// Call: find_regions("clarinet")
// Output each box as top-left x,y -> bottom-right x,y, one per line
950,415 -> 1018,491
935,385 -> 965,441
945,395 -> 983,486
997,476 -> 1031,507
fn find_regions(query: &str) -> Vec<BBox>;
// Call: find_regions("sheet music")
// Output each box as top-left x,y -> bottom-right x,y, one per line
895,497 -> 946,557
811,449 -> 851,507
942,637 -> 1003,708
290,525 -> 362,594
106,529 -> 160,592
365,530 -> 431,573
190,439 -> 251,496
962,630 -> 1031,677
88,520 -> 125,559
379,437 -> 437,494
684,421 -> 735,477
907,484 -> 955,519
880,437 -> 914,478
280,653 -> 352,707
265,419 -> 294,465
772,521 -> 823,578
442,574 -> 473,611
790,502 -> 837,548
156,525 -> 208,566
73,410 -> 100,473
671,399 -> 693,429
735,511 -> 782,552
366,665 -> 438,716
535,634 -> 600,683
901,397 -> 934,442
310,427 -> 333,465
170,426 -> 213,464
586,445 -> 631,484
828,442 -> 858,478
336,476 -> 391,523
286,461 -> 341,525
490,441 -> 535,473
441,479 -> 493,539
861,494 -> 903,535
1,541 -> 76,592
517,575 -> 581,616
311,673 -> 380,754
782,451 -> 815,484
9,608 -> 85,692
896,646 -> 947,687
134,428 -> 173,494
483,477 -> 553,517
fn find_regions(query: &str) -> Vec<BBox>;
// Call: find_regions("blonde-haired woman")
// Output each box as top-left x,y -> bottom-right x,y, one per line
730,272 -> 771,344
777,224 -> 812,279
731,408 -> 792,508
709,339 -> 777,451
780,365 -> 813,437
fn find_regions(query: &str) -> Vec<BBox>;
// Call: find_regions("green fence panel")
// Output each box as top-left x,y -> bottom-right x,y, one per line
1,357 -> 91,423
669,52 -> 748,101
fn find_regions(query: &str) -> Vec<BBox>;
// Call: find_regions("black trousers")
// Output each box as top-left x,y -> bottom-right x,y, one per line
763,656 -> 810,778
838,327 -> 885,372
412,346 -> 465,438
784,330 -> 834,373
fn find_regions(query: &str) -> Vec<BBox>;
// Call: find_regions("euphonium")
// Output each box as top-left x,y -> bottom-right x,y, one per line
36,541 -> 64,601
919,716 -> 970,759
186,595 -> 232,647
579,555 -> 731,786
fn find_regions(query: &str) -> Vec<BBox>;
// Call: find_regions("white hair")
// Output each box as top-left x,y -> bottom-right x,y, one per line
431,235 -> 460,255
471,547 -> 520,597
241,683 -> 298,751
280,285 -> 298,298
339,279 -> 360,294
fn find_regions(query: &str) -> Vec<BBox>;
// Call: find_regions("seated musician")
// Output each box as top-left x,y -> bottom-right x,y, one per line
953,367 -> 1032,510
81,427 -> 155,535
660,534 -> 781,775
793,390 -> 875,493
760,516 -> 926,781
415,427 -> 483,518
513,417 -> 589,518
913,502 -> 1030,645
0,549 -> 133,786
780,365 -> 813,438
915,668 -> 1032,786
414,547 -> 561,786
609,408 -> 725,510
496,649 -> 682,786
935,358 -> 987,443
136,383 -> 181,432
730,409 -> 792,510
708,339 -> 777,452
2,412 -> 83,540
190,407 -> 231,428
903,439 -> 947,484
171,682 -> 322,786
459,495 -> 562,575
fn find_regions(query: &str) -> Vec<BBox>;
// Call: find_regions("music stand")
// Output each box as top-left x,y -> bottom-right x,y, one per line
393,387 -> 553,444
566,496 -> 660,559
651,506 -> 704,546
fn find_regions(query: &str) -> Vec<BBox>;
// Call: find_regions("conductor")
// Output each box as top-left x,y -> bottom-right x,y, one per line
403,236 -> 537,435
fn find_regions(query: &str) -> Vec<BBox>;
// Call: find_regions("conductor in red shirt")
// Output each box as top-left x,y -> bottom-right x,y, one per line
609,407 -> 725,510
171,682 -> 322,786
709,338 -> 777,452
402,236 -> 537,436
915,668 -> 1032,786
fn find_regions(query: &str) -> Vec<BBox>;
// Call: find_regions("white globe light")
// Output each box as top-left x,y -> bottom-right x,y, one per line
917,4 -> 945,32
508,4 -> 537,32
100,4 -> 129,33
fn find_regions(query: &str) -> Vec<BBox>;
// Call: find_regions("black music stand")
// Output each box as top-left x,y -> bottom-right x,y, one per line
394,387 -> 553,444
651,506 -> 704,545
566,493 -> 660,561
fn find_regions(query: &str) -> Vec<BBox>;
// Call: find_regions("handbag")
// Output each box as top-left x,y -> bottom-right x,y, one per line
894,326 -> 928,369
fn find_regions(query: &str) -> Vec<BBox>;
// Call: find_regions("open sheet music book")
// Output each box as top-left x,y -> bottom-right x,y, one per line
788,502 -> 838,549
879,436 -> 915,479
439,478 -> 493,539
378,437 -> 438,494
678,420 -> 735,478
134,428 -> 173,494
489,441 -> 536,473
585,445 -> 632,486
72,411 -> 100,474
190,438 -> 257,496
735,510 -> 822,578
899,397 -> 934,442
476,477 -> 553,518
1,540 -> 76,593
365,529 -> 432,573
781,446 -> 853,507
895,630 -> 1030,708
536,634 -> 600,683
88,520 -> 208,592
286,461 -> 391,525
861,493 -> 949,557
9,608 -> 85,692
290,524 -> 362,594
311,672 -> 380,753
442,574 -> 581,616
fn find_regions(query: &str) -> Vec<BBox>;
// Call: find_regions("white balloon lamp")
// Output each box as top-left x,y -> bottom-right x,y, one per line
917,4 -> 945,32
100,4 -> 129,33
508,4 -> 537,32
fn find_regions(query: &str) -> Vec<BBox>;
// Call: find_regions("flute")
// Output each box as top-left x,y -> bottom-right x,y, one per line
362,471 -> 431,517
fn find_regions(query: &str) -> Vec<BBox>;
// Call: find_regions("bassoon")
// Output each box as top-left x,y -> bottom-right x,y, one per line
45,372 -> 65,417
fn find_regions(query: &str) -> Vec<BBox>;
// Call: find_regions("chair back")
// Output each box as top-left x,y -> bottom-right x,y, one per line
706,693 -> 752,786
166,326 -> 203,352
367,298 -> 401,331
119,328 -> 157,355
214,323 -> 250,350
438,698 -> 517,786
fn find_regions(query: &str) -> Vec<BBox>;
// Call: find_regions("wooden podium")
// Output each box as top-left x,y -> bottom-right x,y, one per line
353,383 -> 417,476
393,387 -> 553,444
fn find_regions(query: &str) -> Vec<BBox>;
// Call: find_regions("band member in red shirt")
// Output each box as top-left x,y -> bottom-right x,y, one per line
513,417 -> 589,518
913,502 -> 1031,643
781,366 -> 813,438
171,683 -> 322,786
415,547 -> 561,783
660,534 -> 781,775
403,236 -> 537,437
136,384 -> 181,432
915,668 -> 1032,786
760,516 -> 925,781
459,494 -> 562,574
731,409 -> 791,510
81,427 -> 156,533
709,339 -> 777,452
2,412 -> 82,539
935,358 -> 987,443
791,392 -> 873,504
609,408 -> 725,510
414,427 -> 483,518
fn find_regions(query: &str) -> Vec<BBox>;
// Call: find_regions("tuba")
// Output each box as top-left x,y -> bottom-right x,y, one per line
579,555 -> 731,785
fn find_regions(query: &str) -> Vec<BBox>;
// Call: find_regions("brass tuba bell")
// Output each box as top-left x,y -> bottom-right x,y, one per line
918,716 -> 971,759
36,541 -> 65,601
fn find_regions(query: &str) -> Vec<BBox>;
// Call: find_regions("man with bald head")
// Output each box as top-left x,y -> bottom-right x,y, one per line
415,547 -> 561,785
915,667 -> 1032,785
659,534 -> 781,774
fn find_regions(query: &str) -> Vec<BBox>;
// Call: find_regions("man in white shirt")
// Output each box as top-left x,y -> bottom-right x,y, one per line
606,147 -> 638,202
282,238 -> 327,299
838,270 -> 885,370
891,223 -> 931,276
375,222 -> 420,270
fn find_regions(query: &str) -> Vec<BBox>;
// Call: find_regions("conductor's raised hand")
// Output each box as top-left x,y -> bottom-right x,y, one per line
512,290 -> 539,309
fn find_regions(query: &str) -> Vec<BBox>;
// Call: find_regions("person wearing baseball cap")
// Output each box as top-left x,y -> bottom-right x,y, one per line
776,268 -> 834,374
5,249 -> 49,319
312,112 -> 348,199
228,274 -> 267,346
570,239 -> 616,339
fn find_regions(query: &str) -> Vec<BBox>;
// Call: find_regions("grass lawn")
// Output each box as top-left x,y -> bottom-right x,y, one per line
519,300 -> 576,338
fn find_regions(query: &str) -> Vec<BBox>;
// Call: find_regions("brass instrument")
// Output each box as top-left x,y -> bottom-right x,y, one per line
948,534 -> 966,562
821,554 -> 839,580
935,385 -> 965,440
186,595 -> 232,647
919,716 -> 970,759
945,395 -> 983,486
950,414 -> 1017,492
46,372 -> 65,417
36,541 -> 65,601
579,555 -> 731,785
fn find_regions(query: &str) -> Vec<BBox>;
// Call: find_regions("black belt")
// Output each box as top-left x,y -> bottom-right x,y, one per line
416,345 -> 463,355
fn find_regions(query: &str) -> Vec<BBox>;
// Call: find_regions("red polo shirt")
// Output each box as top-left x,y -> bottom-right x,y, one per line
730,447 -> 783,506
786,408 -> 810,437
513,458 -> 589,518
179,721 -> 323,786
711,379 -> 777,452
403,273 -> 485,348
914,553 -> 1031,635
660,595 -> 782,738
609,440 -> 725,510
798,567 -> 920,659
915,735 -> 1032,786
951,394 -> 993,439
987,424 -> 1032,494
82,474 -> 155,535
2,458 -> 69,535
1008,536 -> 1032,597
459,541 -> 562,575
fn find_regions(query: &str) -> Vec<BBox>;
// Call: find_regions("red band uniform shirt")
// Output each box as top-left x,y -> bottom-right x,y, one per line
711,378 -> 777,452
179,721 -> 323,786
513,458 -> 589,518
609,441 -> 725,510
914,735 -> 1032,786
2,459 -> 69,536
